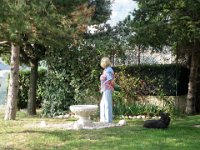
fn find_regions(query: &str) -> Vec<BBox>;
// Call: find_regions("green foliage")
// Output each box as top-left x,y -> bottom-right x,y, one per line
0,0 -> 94,65
132,0 -> 200,55
0,0 -> 91,44
42,71 -> 75,117
42,42 -> 102,117
113,90 -> 182,117
89,0 -> 111,24
113,91 -> 161,116
114,64 -> 189,96
0,0 -> 100,117
113,69 -> 161,116
83,24 -> 132,80
111,64 -> 189,116
115,69 -> 141,103
18,69 -> 46,109
40,0 -> 112,117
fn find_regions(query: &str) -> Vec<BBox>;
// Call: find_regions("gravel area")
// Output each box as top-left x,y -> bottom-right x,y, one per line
26,121 -> 122,130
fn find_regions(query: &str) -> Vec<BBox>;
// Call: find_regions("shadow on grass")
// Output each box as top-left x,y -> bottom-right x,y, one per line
1,110 -> 200,150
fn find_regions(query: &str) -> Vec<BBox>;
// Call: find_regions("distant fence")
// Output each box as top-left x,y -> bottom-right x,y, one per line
113,49 -> 175,66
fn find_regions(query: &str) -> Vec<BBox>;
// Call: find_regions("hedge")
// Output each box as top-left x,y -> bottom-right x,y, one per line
114,64 -> 189,96
17,64 -> 189,109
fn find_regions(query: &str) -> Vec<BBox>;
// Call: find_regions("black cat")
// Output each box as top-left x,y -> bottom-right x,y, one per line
143,112 -> 170,129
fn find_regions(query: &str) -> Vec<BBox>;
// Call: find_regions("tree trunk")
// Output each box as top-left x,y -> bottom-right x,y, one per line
27,59 -> 38,115
195,55 -> 200,113
137,45 -> 141,64
4,43 -> 20,120
186,50 -> 200,114
196,70 -> 200,113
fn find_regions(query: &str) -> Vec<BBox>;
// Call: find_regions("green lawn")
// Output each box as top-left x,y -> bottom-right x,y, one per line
0,110 -> 200,150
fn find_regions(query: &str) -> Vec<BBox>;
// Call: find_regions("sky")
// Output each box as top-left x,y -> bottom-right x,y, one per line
88,0 -> 137,33
107,0 -> 137,26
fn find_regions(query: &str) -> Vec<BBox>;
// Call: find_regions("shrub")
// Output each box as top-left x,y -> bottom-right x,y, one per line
41,71 -> 75,117
112,64 -> 189,116
113,91 -> 160,116
41,43 -> 102,117
114,64 -> 189,96
18,69 -> 46,109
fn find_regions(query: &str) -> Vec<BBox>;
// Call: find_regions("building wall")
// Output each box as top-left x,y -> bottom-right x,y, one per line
138,95 -> 187,113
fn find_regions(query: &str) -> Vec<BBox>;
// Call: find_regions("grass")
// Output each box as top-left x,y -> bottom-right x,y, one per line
0,110 -> 200,150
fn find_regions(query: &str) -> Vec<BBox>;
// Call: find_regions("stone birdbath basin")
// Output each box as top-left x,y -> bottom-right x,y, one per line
70,105 -> 98,129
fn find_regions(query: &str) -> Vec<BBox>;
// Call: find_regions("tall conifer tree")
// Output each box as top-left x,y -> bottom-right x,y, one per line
0,0 -> 93,119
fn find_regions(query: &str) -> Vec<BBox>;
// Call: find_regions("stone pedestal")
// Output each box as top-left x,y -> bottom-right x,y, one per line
70,105 -> 98,129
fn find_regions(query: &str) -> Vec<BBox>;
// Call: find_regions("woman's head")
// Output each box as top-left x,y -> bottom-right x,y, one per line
100,57 -> 111,68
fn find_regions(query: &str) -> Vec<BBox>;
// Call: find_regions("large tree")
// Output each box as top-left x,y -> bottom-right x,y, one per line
42,0 -> 112,117
131,0 -> 200,114
4,44 -> 20,120
20,42 -> 46,115
0,0 -> 93,119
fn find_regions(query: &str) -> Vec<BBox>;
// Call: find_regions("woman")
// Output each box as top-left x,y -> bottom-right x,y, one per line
100,57 -> 114,123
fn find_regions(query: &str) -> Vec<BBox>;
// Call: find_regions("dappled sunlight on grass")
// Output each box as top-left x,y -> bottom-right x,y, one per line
0,110 -> 200,149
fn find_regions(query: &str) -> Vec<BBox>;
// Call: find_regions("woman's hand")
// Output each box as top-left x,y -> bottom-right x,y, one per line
100,74 -> 106,80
